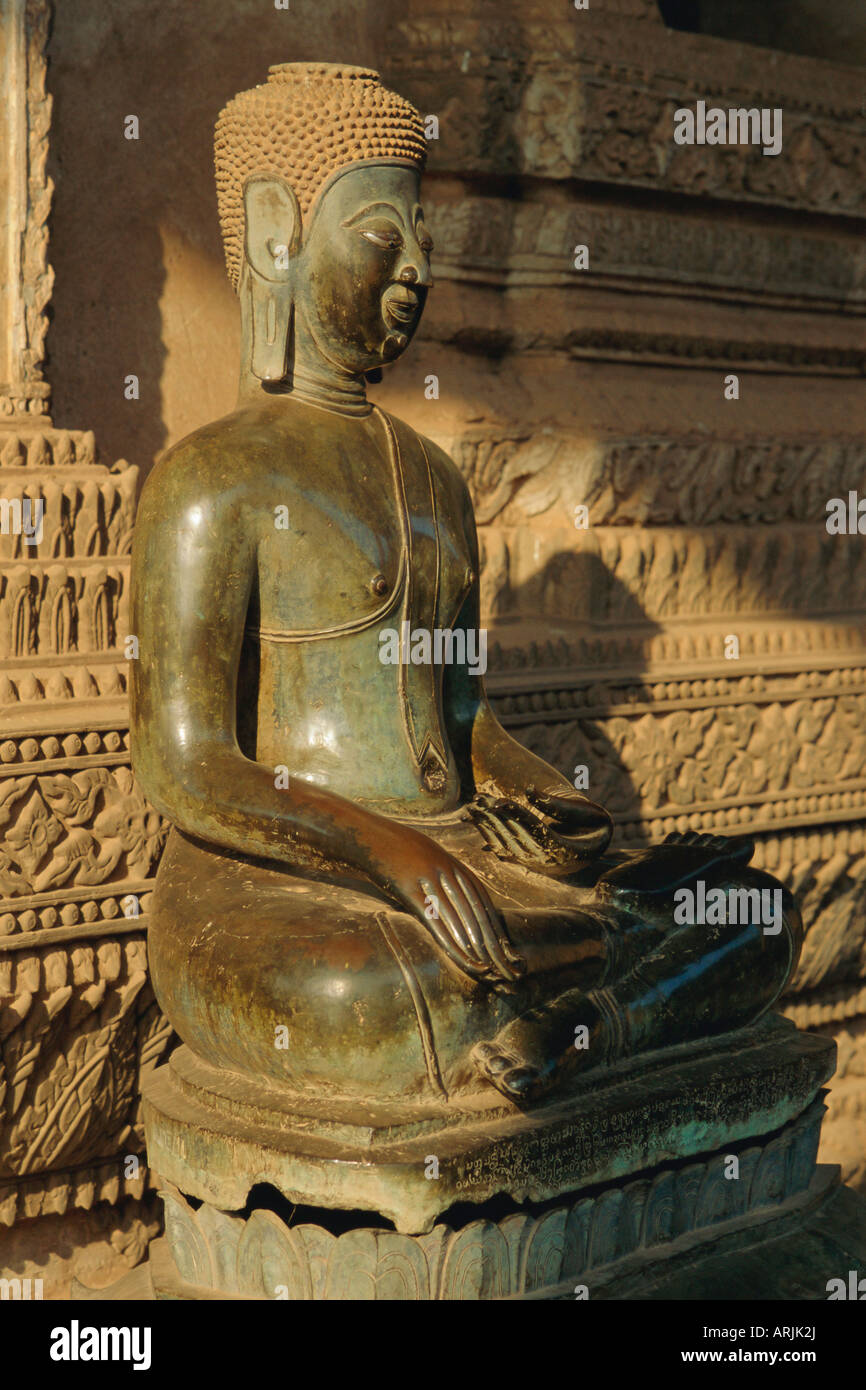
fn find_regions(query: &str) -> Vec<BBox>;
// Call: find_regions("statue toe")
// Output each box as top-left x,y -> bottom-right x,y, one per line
472,1040 -> 542,1099
596,832 -> 757,899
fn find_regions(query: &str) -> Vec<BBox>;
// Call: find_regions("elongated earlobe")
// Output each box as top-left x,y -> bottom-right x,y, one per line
242,175 -> 301,383
248,272 -> 293,382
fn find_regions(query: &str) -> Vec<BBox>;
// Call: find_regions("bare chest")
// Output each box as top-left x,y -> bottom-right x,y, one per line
250,426 -> 473,639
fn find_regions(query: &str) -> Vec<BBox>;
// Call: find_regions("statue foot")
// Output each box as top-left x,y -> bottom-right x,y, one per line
597,830 -> 755,900
473,1042 -> 540,1102
472,991 -> 608,1104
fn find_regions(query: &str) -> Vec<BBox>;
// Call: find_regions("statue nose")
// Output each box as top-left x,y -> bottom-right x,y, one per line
399,263 -> 433,290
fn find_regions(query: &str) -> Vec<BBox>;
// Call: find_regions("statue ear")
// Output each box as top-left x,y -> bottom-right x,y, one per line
243,175 -> 300,280
242,175 -> 301,382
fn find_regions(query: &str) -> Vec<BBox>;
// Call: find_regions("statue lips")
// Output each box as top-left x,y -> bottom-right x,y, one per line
382,284 -> 420,330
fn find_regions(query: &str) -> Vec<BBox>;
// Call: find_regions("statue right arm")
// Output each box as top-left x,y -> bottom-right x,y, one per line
130,455 -> 371,874
129,445 -> 520,982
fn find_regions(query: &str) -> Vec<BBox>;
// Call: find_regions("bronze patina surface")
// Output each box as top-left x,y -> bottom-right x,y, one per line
130,65 -> 805,1117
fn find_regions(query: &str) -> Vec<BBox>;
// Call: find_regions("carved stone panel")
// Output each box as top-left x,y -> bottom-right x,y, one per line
0,0 -> 170,1290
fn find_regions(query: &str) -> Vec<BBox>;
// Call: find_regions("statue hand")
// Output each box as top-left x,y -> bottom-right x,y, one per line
525,785 -> 613,857
370,825 -> 525,984
466,789 -> 611,869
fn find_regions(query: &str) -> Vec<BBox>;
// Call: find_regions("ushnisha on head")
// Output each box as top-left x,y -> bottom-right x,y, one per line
215,63 -> 434,388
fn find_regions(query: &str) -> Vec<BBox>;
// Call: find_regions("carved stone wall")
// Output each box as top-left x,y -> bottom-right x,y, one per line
0,0 -> 169,1295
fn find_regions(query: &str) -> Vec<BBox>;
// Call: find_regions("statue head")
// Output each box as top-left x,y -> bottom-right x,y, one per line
215,63 -> 432,393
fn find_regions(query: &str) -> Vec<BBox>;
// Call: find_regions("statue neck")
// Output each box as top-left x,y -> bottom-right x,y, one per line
286,348 -> 371,417
237,285 -> 371,418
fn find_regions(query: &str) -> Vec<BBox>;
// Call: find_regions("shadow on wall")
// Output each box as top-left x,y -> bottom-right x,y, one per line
487,547 -> 663,839
657,0 -> 866,65
481,516 -> 866,849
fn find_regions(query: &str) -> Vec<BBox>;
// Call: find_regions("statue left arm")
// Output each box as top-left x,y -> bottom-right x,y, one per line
442,462 -> 612,860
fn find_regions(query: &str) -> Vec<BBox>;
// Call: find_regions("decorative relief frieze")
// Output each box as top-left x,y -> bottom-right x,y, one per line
489,628 -> 866,684
0,764 -> 165,907
0,934 -> 173,1213
0,428 -> 136,663
0,667 -> 128,710
0,565 -> 129,660
0,1159 -> 154,1231
421,292 -> 864,373
457,432 -> 866,528
501,691 -> 866,829
490,662 -> 866,708
481,525 -> 866,624
1,428 -> 102,472
577,80 -> 866,218
0,895 -> 152,944
784,983 -> 866,1030
0,727 -> 130,764
563,328 -> 864,375
0,431 -> 137,557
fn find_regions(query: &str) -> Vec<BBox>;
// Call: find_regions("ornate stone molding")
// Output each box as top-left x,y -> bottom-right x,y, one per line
0,421 -> 165,939
489,631 -> 866,688
499,689 -> 866,832
421,285 -> 864,373
0,1160 -> 152,1231
0,0 -> 52,419
0,762 -> 163,913
394,1 -> 866,218
0,429 -> 136,673
784,983 -> 866,1029
0,0 -> 170,1274
426,198 -> 866,308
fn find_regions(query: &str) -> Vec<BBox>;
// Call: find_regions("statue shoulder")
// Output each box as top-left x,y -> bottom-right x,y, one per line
416,430 -> 477,529
137,407 -> 305,526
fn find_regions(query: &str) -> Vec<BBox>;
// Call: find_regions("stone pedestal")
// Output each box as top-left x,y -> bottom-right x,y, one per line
140,1017 -> 860,1299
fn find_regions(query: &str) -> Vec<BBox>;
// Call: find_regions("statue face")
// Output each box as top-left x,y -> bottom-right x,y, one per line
298,165 -> 433,374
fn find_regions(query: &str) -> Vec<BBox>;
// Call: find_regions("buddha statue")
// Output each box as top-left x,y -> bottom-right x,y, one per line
130,63 -> 802,1113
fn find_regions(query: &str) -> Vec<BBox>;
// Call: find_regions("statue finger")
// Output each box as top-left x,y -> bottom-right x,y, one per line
525,784 -> 557,812
438,874 -> 496,969
465,803 -> 511,856
427,875 -> 488,966
421,906 -> 490,980
439,873 -> 516,981
437,872 -> 484,950
501,812 -> 547,860
482,813 -> 530,861
526,785 -> 611,834
456,871 -> 525,980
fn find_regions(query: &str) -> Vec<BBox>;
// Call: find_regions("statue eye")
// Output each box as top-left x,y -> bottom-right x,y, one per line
417,223 -> 434,254
358,222 -> 403,251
